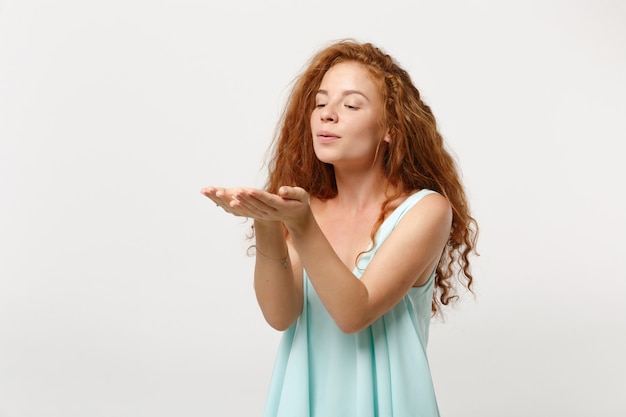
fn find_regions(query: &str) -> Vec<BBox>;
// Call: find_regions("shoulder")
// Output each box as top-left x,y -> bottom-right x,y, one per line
362,191 -> 452,289
401,190 -> 451,218
421,191 -> 452,216
396,191 -> 452,237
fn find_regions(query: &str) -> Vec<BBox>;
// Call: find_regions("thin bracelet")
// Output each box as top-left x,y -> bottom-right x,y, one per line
255,247 -> 289,269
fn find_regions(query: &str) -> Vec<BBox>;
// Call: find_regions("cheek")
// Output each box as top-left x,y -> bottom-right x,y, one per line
356,118 -> 384,143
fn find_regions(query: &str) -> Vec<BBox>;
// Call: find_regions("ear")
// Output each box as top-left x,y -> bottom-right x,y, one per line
383,129 -> 391,143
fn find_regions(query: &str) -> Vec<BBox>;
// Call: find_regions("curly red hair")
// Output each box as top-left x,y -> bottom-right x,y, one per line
265,39 -> 478,314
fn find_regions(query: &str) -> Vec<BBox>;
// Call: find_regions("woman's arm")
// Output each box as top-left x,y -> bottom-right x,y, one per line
287,192 -> 451,333
252,220 -> 303,331
230,186 -> 452,334
201,186 -> 303,331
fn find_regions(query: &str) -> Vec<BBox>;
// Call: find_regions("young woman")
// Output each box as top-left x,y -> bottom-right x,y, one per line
202,40 -> 477,417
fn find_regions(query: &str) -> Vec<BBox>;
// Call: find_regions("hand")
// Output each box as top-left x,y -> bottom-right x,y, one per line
200,186 -> 311,227
201,186 -> 250,218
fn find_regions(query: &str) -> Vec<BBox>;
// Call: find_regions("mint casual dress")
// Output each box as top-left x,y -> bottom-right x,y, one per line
263,189 -> 440,417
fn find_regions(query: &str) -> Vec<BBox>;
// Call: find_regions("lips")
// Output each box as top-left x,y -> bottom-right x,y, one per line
316,130 -> 340,144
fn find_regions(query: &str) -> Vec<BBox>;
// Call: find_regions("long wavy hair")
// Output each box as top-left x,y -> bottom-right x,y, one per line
264,39 -> 478,315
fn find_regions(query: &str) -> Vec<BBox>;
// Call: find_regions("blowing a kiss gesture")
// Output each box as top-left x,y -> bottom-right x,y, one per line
198,40 -> 478,417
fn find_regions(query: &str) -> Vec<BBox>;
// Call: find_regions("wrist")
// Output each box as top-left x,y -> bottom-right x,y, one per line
253,219 -> 283,232
285,209 -> 315,239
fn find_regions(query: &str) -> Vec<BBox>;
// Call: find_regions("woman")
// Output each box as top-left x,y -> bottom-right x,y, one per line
202,40 -> 477,417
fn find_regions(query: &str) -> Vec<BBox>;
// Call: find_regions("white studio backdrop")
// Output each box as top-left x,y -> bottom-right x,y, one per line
1,0 -> 625,416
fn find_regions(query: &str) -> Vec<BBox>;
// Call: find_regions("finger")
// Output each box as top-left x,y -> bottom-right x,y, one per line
245,189 -> 287,209
202,186 -> 237,210
201,187 -> 222,207
217,195 -> 252,217
235,193 -> 278,216
229,196 -> 270,218
200,186 -> 217,198
214,187 -> 229,200
233,189 -> 279,213
278,186 -> 309,203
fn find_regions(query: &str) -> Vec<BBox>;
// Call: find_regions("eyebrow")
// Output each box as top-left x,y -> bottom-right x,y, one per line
316,89 -> 370,101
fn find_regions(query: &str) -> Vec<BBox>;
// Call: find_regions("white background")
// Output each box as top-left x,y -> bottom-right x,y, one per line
1,0 -> 625,416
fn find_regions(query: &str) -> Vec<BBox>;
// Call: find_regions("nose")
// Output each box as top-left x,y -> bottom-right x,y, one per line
320,105 -> 337,123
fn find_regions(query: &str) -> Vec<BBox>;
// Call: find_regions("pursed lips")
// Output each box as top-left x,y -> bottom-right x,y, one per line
316,131 -> 341,143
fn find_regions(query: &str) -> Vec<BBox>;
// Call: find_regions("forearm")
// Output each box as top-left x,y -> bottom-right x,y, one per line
287,213 -> 371,333
253,220 -> 302,330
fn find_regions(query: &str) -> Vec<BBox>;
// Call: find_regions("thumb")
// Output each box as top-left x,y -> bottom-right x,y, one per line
278,186 -> 309,203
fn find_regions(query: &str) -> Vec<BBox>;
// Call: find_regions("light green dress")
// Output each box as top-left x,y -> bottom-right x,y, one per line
263,189 -> 440,417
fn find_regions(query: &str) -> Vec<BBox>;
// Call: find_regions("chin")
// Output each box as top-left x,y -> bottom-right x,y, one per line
313,149 -> 339,165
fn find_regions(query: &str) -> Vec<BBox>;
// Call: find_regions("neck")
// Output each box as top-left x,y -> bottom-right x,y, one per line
331,164 -> 391,212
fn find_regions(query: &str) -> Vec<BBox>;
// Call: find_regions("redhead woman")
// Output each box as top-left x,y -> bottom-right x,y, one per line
202,39 -> 478,417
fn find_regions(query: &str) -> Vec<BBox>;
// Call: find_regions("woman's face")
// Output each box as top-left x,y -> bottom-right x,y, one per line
310,61 -> 388,169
